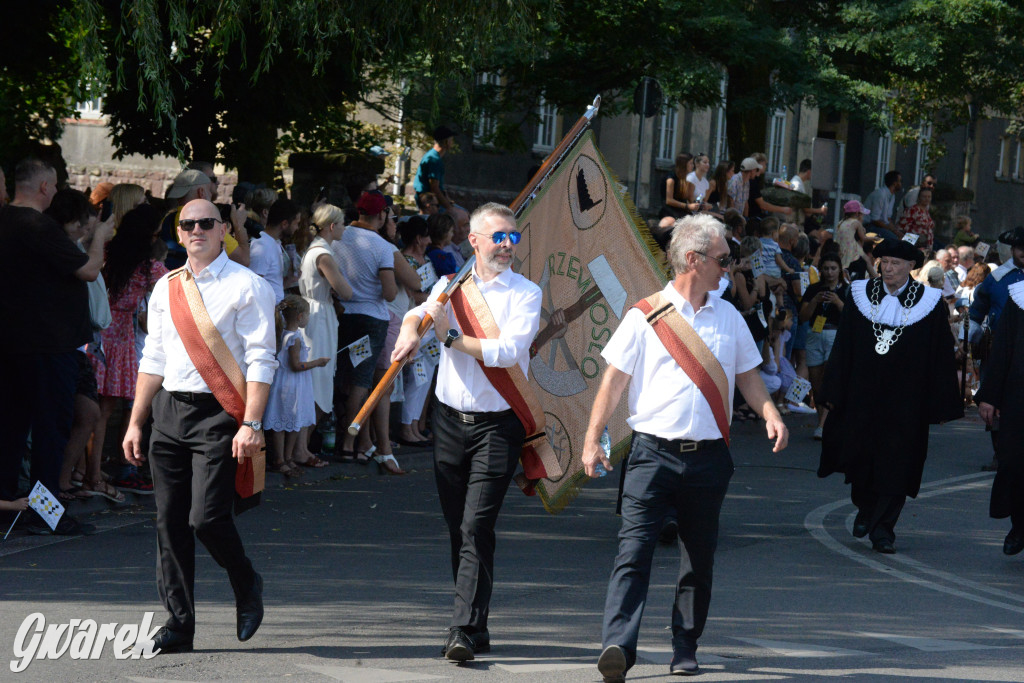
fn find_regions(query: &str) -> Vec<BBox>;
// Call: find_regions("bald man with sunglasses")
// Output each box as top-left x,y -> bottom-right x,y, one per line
392,202 -> 541,662
124,199 -> 277,654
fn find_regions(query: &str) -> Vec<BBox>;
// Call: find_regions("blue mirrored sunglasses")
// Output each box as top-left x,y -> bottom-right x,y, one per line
479,230 -> 521,245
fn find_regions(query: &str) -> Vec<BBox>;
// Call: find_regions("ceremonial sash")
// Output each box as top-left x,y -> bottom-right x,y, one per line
447,276 -> 562,495
633,292 -> 732,446
167,268 -> 265,502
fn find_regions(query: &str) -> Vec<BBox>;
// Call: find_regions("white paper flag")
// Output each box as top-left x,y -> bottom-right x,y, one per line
975,242 -> 990,259
784,376 -> 813,406
798,272 -> 810,296
342,334 -> 373,367
391,371 -> 404,403
412,358 -> 430,386
902,233 -> 919,245
28,481 -> 65,531
423,338 -> 441,362
416,262 -> 437,292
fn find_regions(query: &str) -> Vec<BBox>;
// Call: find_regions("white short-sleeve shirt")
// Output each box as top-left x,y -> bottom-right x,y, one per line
602,283 -> 761,441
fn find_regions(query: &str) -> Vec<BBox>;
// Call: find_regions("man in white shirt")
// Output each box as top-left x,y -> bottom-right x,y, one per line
582,214 -> 788,681
249,198 -> 299,303
392,203 -> 541,663
955,246 -> 974,283
789,159 -> 827,224
124,199 -> 277,654
862,170 -> 902,240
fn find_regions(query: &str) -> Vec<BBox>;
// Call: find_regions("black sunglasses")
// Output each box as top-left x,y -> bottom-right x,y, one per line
695,250 -> 733,268
178,217 -> 221,232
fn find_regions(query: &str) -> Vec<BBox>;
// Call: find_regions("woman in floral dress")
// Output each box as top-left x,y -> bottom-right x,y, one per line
91,204 -> 167,494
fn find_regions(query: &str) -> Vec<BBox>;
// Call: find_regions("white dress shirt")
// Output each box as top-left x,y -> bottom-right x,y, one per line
405,265 -> 541,412
249,231 -> 286,303
140,250 -> 278,392
602,283 -> 761,441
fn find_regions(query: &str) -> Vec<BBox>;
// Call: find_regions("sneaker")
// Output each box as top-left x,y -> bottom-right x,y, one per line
813,426 -> 823,441
24,513 -> 95,536
114,474 -> 154,495
787,402 -> 817,415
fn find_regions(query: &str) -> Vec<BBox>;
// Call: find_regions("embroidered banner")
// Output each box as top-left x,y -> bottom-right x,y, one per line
517,131 -> 667,512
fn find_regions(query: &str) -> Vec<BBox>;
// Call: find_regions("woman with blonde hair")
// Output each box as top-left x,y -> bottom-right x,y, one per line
295,203 -> 352,465
109,183 -> 146,230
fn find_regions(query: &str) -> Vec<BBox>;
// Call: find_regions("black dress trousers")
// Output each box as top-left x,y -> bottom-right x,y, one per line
149,390 -> 256,634
433,402 -> 524,636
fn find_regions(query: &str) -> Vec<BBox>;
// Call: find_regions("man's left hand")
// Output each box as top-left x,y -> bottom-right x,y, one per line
765,414 -> 789,453
233,424 -> 265,462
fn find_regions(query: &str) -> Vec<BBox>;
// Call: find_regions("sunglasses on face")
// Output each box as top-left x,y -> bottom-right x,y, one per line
694,250 -> 734,268
478,231 -> 522,245
178,217 -> 220,231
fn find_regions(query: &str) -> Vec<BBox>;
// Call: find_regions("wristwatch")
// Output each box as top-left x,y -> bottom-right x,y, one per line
242,420 -> 263,432
444,328 -> 461,348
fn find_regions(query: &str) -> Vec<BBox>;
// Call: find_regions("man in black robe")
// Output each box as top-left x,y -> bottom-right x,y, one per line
976,279 -> 1024,556
818,239 -> 962,553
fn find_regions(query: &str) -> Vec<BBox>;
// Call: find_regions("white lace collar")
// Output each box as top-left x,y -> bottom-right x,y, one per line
992,261 -> 1022,282
1010,280 -> 1024,311
851,278 -> 941,327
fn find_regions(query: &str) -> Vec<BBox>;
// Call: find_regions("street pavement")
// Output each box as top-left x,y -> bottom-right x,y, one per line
2,408 -> 1023,682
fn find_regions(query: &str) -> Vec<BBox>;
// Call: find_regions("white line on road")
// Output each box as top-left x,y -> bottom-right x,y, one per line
857,632 -> 1002,651
804,472 -> 1024,615
731,638 -> 871,657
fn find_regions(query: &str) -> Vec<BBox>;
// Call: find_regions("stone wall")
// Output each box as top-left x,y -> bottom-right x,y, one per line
64,164 -> 239,202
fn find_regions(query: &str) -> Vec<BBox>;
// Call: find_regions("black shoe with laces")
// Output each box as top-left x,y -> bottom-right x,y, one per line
443,627 -> 475,662
24,513 -> 95,536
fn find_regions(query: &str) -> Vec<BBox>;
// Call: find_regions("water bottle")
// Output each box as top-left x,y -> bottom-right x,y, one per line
781,164 -> 788,181
321,412 -> 336,452
596,427 -> 611,477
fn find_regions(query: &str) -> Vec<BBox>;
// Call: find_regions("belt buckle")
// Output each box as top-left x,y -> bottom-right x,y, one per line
679,441 -> 699,453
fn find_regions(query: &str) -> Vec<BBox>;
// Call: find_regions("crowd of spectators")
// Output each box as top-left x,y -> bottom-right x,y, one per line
0,146 -> 1013,535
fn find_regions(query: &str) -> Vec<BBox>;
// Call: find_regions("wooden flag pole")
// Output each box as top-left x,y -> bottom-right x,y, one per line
347,96 -> 602,436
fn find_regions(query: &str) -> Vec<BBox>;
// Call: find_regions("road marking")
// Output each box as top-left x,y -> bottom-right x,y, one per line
635,646 -> 729,665
858,632 -> 1001,651
805,472 -> 1024,615
491,657 -> 594,673
731,638 -> 870,657
298,665 -> 446,681
984,626 -> 1024,639
751,666 -> 1024,681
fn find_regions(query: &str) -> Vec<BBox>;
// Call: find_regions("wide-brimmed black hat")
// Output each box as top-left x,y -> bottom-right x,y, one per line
875,238 -> 924,268
998,226 -> 1024,249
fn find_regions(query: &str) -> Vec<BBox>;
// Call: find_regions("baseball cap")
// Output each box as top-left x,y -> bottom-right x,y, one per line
166,169 -> 211,199
356,190 -> 387,215
739,157 -> 761,172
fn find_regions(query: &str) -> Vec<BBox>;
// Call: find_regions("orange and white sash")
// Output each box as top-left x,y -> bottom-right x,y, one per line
633,292 -> 732,445
447,276 -> 562,494
168,268 -> 265,501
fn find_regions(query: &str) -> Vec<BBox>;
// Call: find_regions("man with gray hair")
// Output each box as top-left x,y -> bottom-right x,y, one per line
583,214 -> 788,680
392,201 -> 542,662
956,246 -> 974,283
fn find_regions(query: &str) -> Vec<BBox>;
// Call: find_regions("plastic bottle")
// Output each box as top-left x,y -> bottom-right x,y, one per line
321,412 -> 336,452
596,427 -> 611,477
781,164 -> 788,181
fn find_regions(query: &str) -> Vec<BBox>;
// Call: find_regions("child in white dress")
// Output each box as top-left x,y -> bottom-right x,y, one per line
265,296 -> 329,477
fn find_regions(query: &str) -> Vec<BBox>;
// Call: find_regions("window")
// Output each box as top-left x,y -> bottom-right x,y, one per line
474,73 -> 500,144
533,97 -> 557,151
914,122 -> 932,184
76,94 -> 104,120
875,109 -> 893,188
713,76 -> 728,163
767,109 -> 787,174
656,105 -> 677,163
996,137 -> 1020,179
1015,141 -> 1023,180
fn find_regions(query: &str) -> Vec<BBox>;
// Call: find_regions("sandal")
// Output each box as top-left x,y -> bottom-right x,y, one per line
81,480 -> 127,504
733,406 -> 758,422
355,448 -> 375,466
298,455 -> 330,468
268,461 -> 298,478
71,470 -> 85,488
59,487 -> 88,502
335,450 -> 357,463
284,460 -> 305,476
373,453 -> 406,475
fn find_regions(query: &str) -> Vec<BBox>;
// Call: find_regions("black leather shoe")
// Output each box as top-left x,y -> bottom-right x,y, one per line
872,540 -> 896,554
471,629 -> 490,653
236,572 -> 264,641
597,644 -> 627,683
670,648 -> 700,675
659,519 -> 679,545
444,627 -> 475,662
149,627 -> 193,654
1003,529 -> 1024,556
852,514 -> 869,539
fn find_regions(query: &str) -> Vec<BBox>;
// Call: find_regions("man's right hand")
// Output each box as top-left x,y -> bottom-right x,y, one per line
123,424 -> 147,466
979,402 -> 998,426
95,215 -> 115,243
391,327 -> 420,364
581,439 -> 612,478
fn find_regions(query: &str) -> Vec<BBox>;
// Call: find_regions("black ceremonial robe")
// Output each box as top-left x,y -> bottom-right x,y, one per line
974,286 -> 1024,521
818,278 -> 963,498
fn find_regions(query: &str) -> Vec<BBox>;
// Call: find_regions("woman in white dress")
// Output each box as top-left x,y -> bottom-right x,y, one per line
296,204 -> 352,462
